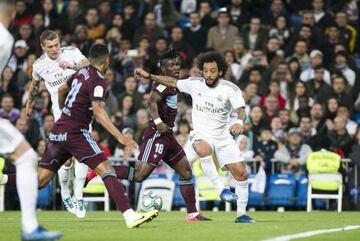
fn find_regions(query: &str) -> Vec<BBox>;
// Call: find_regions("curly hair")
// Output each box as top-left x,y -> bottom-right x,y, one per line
197,51 -> 228,77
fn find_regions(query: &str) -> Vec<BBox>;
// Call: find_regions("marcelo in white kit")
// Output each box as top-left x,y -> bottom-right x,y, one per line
25,30 -> 90,218
135,51 -> 254,223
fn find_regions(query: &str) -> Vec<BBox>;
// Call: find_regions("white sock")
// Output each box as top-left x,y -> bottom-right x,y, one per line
74,161 -> 88,200
15,149 -> 39,233
58,163 -> 72,199
234,179 -> 248,217
199,156 -> 225,194
0,174 -> 8,184
123,209 -> 141,222
187,211 -> 199,218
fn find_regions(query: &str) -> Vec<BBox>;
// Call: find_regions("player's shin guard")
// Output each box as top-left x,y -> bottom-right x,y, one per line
199,156 -> 225,194
234,179 -> 248,216
101,173 -> 132,212
15,148 -> 39,233
179,179 -> 197,213
74,161 -> 88,200
58,162 -> 72,199
113,166 -> 135,181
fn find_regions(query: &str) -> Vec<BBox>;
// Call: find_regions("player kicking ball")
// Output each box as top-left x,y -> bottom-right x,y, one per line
113,50 -> 211,222
3,44 -> 158,228
135,51 -> 254,223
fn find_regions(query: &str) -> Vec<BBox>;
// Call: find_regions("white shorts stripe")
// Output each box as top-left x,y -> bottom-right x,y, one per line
82,130 -> 101,153
141,132 -> 160,163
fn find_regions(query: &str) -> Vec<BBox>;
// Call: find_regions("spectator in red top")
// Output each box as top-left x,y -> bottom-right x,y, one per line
14,0 -> 32,29
259,80 -> 286,109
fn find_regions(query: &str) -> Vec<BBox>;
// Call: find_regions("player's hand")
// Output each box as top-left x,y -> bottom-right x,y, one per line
25,102 -> 34,118
229,123 -> 244,135
59,61 -> 75,70
156,122 -> 171,133
134,68 -> 150,79
118,135 -> 139,151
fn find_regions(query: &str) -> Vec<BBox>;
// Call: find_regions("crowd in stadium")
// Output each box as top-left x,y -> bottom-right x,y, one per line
1,0 -> 359,210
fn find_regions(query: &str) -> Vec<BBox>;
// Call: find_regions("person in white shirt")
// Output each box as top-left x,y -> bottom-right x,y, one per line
25,30 -> 90,218
0,1 -> 62,240
135,51 -> 254,223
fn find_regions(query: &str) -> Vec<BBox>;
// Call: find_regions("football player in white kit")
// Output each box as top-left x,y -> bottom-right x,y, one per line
135,51 -> 254,223
25,30 -> 90,218
0,1 -> 63,240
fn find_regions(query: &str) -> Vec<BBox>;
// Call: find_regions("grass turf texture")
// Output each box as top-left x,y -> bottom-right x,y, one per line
0,211 -> 359,241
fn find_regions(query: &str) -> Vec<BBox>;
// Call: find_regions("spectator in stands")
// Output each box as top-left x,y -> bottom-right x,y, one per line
72,24 -> 91,55
312,0 -> 334,30
14,0 -> 32,28
224,50 -> 243,84
227,0 -> 250,28
310,102 -> 327,136
294,95 -> 311,124
323,25 -> 345,62
336,105 -> 358,136
241,16 -> 268,51
169,26 -> 194,67
300,50 -> 331,84
349,128 -> 360,167
271,116 -> 286,145
15,117 -> 38,148
39,114 -> 54,140
60,0 -> 83,36
85,8 -> 105,40
330,74 -> 353,109
287,57 -> 301,79
299,116 -> 323,151
207,9 -> 239,54
262,0 -> 288,26
0,94 -> 20,123
8,40 -> 29,75
134,108 -> 149,143
183,11 -> 207,55
268,15 -> 291,48
41,0 -> 59,30
254,128 -> 277,172
264,37 -> 284,68
243,81 -> 260,107
328,116 -> 353,157
238,135 -> 255,160
232,38 -> 252,68
249,105 -> 268,146
259,80 -> 286,109
334,51 -> 356,87
287,81 -> 314,122
104,68 -> 119,115
278,108 -> 295,131
91,129 -> 111,157
274,128 -> 312,173
98,0 -> 113,28
153,0 -> 179,30
263,95 -> 280,123
335,11 -> 357,53
286,40 -> 310,71
117,76 -> 143,111
0,67 -> 20,108
147,37 -> 169,73
133,12 -> 164,46
198,0 -> 217,30
305,65 -> 331,105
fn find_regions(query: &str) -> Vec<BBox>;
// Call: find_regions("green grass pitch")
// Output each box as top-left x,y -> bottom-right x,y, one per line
0,211 -> 359,241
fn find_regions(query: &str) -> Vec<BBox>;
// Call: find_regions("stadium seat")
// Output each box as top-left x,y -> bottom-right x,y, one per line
137,178 -> 175,211
83,176 -> 110,211
306,151 -> 343,212
248,174 -> 265,207
295,174 -> 308,207
267,173 -> 296,207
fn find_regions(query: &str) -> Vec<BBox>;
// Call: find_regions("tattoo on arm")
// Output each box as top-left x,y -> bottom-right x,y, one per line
151,74 -> 177,88
74,58 -> 90,70
93,100 -> 106,108
29,80 -> 40,104
236,107 -> 246,122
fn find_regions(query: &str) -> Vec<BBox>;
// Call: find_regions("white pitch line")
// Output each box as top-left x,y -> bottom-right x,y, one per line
262,225 -> 360,241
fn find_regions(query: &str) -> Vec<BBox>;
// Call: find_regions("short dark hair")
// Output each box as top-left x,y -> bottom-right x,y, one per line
197,51 -> 228,77
159,50 -> 180,67
40,30 -> 59,45
89,44 -> 109,64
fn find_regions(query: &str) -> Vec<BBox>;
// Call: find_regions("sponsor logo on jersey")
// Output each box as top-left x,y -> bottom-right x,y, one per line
49,132 -> 68,142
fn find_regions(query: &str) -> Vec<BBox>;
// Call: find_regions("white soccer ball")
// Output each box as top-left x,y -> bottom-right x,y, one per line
140,191 -> 163,212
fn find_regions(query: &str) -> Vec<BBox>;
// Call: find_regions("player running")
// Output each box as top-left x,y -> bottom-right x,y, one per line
25,30 -> 89,218
135,51 -> 254,223
0,0 -> 63,240
114,50 -> 211,221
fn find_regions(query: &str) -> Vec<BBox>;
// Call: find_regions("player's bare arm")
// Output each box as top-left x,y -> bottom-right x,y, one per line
59,58 -> 90,70
58,83 -> 70,109
25,79 -> 41,118
148,91 -> 171,133
230,107 -> 246,135
92,100 -> 138,150
134,68 -> 177,88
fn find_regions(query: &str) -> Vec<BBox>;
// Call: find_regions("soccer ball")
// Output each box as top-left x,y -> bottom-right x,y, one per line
140,191 -> 163,212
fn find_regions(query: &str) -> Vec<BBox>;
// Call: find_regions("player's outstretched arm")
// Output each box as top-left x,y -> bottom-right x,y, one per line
134,68 -> 177,88
59,58 -> 90,70
25,79 -> 41,118
148,91 -> 171,133
92,100 -> 138,150
58,83 -> 70,109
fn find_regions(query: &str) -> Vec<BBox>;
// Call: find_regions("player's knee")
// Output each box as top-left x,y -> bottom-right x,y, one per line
233,168 -> 248,182
194,143 -> 212,157
181,169 -> 192,180
134,171 -> 148,182
38,178 -> 49,189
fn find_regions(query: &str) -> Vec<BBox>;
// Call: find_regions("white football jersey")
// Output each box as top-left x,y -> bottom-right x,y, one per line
32,46 -> 86,119
0,22 -> 14,73
177,77 -> 245,139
